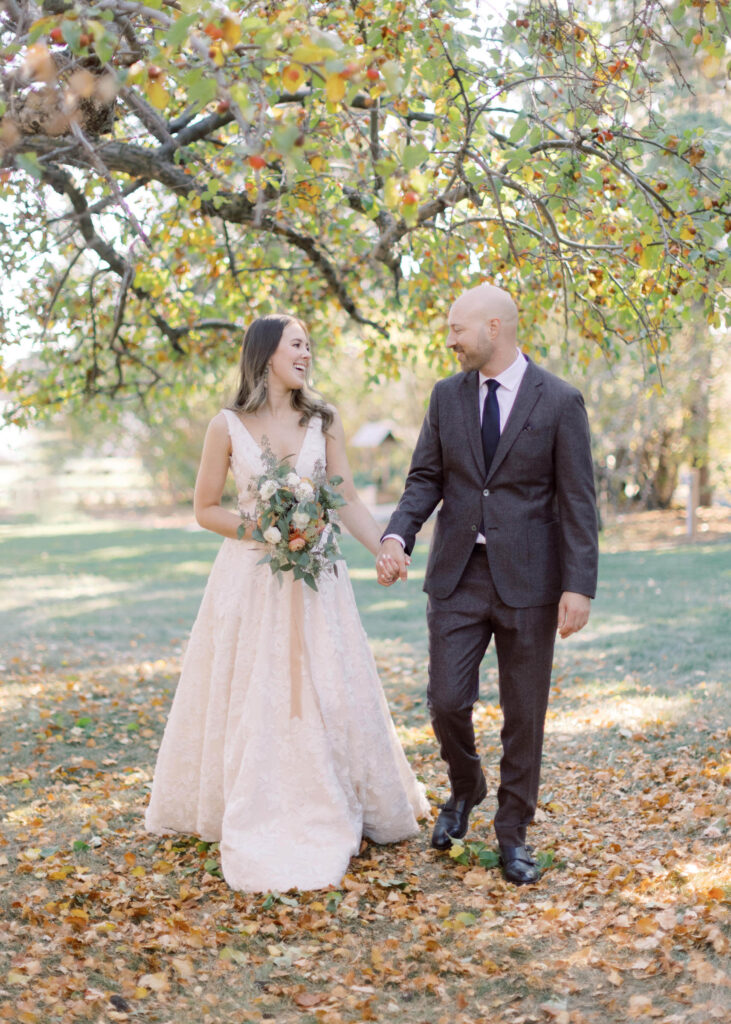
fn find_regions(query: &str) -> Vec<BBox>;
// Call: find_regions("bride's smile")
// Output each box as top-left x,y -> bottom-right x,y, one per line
269,322 -> 311,390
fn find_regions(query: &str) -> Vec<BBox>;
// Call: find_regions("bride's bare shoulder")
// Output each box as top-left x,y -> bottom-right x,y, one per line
202,410 -> 234,447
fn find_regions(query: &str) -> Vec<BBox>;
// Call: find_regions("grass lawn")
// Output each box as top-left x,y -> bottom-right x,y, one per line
0,515 -> 729,1024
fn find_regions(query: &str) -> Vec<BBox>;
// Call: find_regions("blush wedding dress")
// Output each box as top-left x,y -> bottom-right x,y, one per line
145,409 -> 429,891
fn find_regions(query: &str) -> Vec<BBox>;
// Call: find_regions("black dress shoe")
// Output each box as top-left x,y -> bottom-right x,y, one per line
431,775 -> 488,850
499,845 -> 540,885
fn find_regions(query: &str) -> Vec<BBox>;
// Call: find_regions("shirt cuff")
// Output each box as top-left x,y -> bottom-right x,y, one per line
381,533 -> 406,548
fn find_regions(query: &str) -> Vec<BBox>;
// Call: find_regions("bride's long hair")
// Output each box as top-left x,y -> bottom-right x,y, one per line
229,314 -> 333,431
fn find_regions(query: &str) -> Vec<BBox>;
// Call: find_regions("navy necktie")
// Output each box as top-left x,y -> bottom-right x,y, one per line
482,378 -> 501,474
479,379 -> 500,538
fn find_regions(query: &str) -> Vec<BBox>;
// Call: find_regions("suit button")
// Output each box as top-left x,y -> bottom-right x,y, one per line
483,489 -> 490,497
471,524 -> 477,532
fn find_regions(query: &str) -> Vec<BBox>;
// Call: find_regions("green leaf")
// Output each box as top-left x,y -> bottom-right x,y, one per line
166,12 -> 197,47
381,60 -> 404,95
73,840 -> 89,852
509,118 -> 528,144
476,848 -> 500,869
186,73 -> 218,107
326,891 -> 343,912
15,153 -> 43,181
403,143 -> 429,170
61,19 -> 82,51
272,122 -> 300,154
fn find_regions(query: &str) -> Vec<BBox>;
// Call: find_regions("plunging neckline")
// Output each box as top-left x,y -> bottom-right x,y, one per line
231,412 -> 315,473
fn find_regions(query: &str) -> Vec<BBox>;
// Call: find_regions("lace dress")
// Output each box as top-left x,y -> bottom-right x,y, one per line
145,410 -> 429,891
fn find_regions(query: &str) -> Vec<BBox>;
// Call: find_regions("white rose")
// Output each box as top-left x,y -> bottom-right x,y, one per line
263,525 -> 282,545
259,479 -> 278,500
292,509 -> 311,531
285,472 -> 300,487
295,481 -> 315,502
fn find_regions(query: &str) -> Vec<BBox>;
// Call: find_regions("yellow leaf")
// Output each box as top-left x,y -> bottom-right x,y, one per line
48,865 -> 75,880
700,53 -> 721,79
221,17 -> 241,46
153,859 -> 173,874
7,970 -> 28,986
292,42 -> 333,63
282,63 -> 306,92
133,987 -> 149,999
325,73 -> 346,103
130,865 -> 146,877
147,81 -> 169,110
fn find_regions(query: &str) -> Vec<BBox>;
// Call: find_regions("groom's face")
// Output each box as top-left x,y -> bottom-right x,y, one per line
447,303 -> 495,372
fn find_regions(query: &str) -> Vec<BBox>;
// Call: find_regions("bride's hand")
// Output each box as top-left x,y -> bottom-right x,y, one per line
376,541 -> 409,586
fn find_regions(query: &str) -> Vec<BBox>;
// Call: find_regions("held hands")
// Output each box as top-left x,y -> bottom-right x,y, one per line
376,538 -> 410,587
557,592 -> 591,638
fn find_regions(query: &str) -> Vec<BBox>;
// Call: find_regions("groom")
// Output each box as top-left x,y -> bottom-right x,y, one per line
376,283 -> 598,885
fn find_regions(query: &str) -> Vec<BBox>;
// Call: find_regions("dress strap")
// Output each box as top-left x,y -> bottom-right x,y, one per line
220,409 -> 263,471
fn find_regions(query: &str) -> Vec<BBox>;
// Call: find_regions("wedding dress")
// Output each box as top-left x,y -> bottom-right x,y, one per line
145,409 -> 429,891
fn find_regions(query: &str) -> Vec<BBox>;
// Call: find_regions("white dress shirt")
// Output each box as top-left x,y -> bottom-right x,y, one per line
475,349 -> 528,541
384,350 -> 529,550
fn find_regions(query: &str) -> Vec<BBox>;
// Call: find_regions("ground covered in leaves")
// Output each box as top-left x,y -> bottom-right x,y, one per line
0,514 -> 729,1024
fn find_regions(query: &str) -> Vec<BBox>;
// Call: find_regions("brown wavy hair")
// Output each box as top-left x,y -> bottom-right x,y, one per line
228,314 -> 333,431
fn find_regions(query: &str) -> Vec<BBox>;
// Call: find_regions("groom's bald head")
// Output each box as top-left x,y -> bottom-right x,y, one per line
451,283 -> 519,334
446,282 -> 520,377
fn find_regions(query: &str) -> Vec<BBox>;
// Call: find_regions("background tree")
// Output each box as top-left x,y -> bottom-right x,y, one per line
0,0 -> 729,426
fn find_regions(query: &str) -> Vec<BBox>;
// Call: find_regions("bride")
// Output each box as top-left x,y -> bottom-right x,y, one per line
145,313 -> 429,891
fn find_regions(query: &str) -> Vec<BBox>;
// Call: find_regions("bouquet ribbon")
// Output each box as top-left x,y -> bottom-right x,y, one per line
289,581 -> 305,719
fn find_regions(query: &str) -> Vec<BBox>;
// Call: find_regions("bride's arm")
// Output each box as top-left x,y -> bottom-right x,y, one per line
194,413 -> 251,540
324,406 -> 386,557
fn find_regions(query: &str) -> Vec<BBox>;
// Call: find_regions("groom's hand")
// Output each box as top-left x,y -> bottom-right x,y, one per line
557,592 -> 591,638
376,538 -> 409,586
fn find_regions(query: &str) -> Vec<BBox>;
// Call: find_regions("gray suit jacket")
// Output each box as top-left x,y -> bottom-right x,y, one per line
385,359 -> 599,607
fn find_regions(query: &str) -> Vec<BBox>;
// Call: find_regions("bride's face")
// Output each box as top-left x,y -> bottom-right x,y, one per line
268,321 -> 311,391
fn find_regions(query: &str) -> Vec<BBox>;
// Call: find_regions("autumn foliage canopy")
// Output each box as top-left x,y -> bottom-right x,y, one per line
0,0 -> 729,422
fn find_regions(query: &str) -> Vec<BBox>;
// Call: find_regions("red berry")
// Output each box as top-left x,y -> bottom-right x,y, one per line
403,190 -> 418,204
366,67 -> 379,81
50,27 -> 63,43
248,154 -> 267,170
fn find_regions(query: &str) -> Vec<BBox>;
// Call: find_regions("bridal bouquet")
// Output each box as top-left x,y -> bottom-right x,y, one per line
239,442 -> 345,591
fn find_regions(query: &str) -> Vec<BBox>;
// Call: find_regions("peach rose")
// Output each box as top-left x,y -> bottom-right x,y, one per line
288,536 -> 306,551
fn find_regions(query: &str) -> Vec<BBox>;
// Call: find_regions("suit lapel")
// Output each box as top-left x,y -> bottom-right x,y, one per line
486,360 -> 543,482
459,371 -> 485,477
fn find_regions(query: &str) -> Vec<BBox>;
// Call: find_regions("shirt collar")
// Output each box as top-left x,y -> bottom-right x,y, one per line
479,349 -> 527,392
